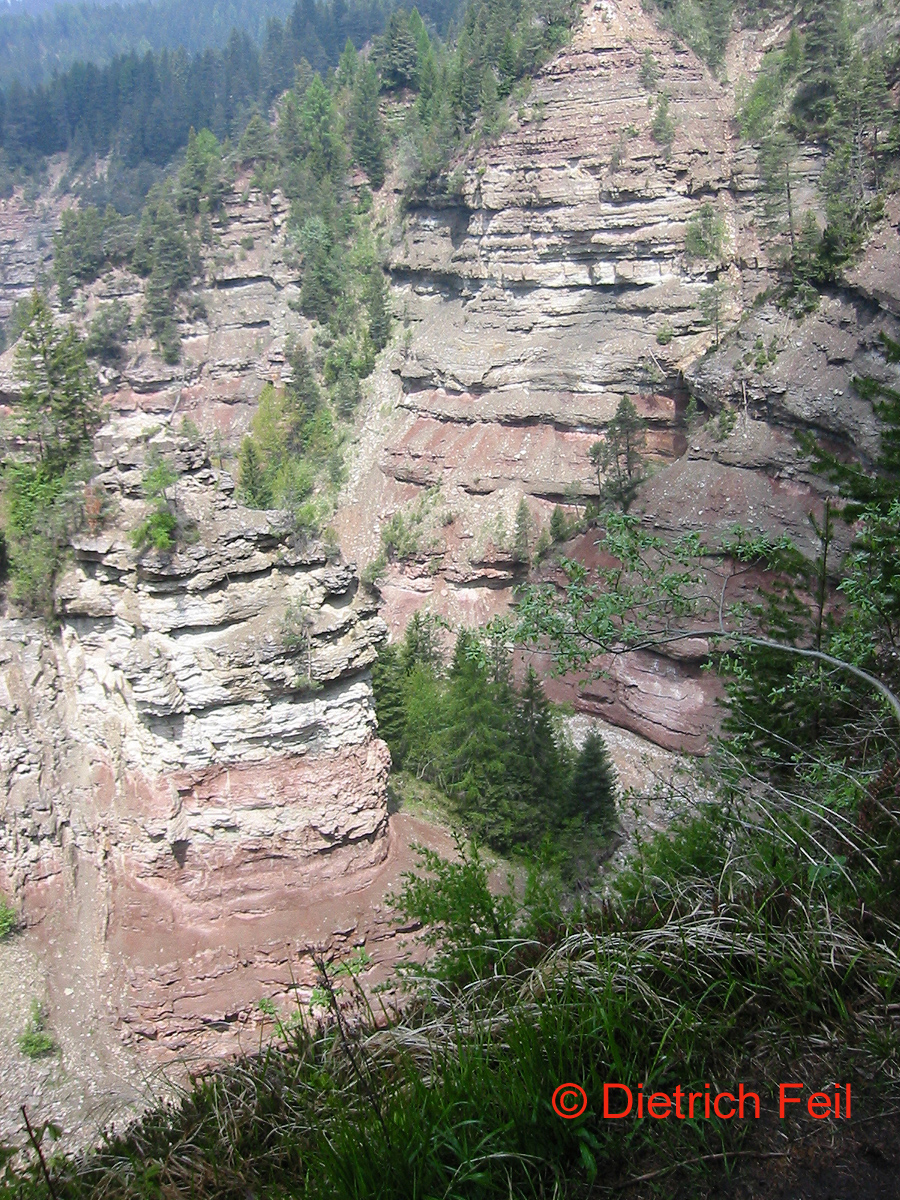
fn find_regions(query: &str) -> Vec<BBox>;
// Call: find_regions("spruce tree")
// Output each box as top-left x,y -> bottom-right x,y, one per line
337,37 -> 358,88
759,130 -> 797,251
237,438 -> 273,509
366,270 -> 391,350
794,0 -> 847,130
400,611 -> 445,673
286,343 -> 322,433
566,732 -> 618,830
699,281 -> 728,349
237,113 -> 276,164
514,667 -> 566,819
15,293 -> 100,468
445,630 -> 517,846
351,61 -> 386,190
381,10 -> 418,90
371,642 -> 407,767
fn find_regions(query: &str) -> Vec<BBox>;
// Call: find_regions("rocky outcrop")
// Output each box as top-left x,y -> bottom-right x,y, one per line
0,178 -> 305,436
98,185 -> 303,433
0,188 -> 60,326
0,417 -> 392,1056
332,0 -> 879,747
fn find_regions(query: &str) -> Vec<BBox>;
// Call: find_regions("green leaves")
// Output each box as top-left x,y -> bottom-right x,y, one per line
14,293 -> 101,469
517,512 -> 709,675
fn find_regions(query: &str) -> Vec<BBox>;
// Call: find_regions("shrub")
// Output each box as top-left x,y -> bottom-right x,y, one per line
0,894 -> 18,938
684,201 -> 726,262
714,404 -> 737,440
639,50 -> 659,89
18,1000 -> 56,1059
131,450 -> 180,552
382,510 -> 421,560
131,508 -> 178,552
650,91 -> 675,149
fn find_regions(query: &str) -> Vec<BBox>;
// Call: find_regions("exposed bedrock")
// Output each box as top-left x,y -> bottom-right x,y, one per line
0,419 -> 394,1057
0,3 -> 896,769
335,0 -> 897,751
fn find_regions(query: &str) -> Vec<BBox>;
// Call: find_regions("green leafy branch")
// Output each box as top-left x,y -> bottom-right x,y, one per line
516,511 -> 900,728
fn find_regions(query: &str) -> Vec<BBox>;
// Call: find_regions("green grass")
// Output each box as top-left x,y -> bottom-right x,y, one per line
0,895 -> 17,939
17,1001 -> 57,1060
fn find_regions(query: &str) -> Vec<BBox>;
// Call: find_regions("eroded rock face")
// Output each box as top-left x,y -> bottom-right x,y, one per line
333,0 -> 898,752
338,0 -> 740,584
0,181 -> 303,436
103,186 -> 302,433
1,0 -> 897,776
0,189 -> 60,325
0,418 -> 391,1056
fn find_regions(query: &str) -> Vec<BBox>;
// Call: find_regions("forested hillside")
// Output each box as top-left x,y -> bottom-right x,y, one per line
0,0 -> 474,88
0,0 -> 434,171
0,0 -> 297,88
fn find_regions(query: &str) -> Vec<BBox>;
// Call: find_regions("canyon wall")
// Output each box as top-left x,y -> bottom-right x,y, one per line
0,418 -> 395,1059
1,1 -> 896,759
332,0 -> 899,746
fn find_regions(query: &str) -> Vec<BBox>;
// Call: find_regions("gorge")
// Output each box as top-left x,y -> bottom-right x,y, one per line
0,0 -> 898,1163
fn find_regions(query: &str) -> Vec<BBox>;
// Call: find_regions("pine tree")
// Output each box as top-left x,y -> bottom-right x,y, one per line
238,437 -> 273,509
590,396 -> 648,512
565,732 -> 618,829
351,61 -> 386,189
550,505 -> 567,543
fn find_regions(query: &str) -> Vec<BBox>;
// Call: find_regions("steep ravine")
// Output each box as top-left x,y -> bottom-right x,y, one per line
0,0 -> 898,1154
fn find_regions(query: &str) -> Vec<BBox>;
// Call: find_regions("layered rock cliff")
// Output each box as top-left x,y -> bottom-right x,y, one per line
2,0 -> 895,756
0,417 -> 393,1059
331,0 -> 899,746
0,0 -> 898,1106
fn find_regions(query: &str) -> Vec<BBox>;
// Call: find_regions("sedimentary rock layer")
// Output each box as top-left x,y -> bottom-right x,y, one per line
0,419 -> 391,1055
